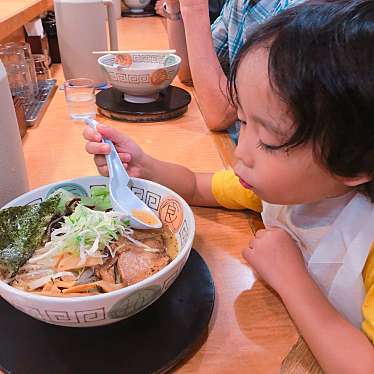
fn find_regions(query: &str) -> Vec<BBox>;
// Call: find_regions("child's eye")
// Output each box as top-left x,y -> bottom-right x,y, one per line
256,140 -> 279,153
238,119 -> 247,126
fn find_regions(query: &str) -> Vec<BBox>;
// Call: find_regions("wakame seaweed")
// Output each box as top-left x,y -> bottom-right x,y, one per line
0,195 -> 61,279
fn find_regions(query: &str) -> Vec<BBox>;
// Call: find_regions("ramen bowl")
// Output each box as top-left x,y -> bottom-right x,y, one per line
0,176 -> 195,327
123,0 -> 152,13
98,52 -> 181,103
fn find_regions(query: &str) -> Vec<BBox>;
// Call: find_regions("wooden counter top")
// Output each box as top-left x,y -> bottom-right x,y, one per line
0,0 -> 53,41
19,16 -> 309,373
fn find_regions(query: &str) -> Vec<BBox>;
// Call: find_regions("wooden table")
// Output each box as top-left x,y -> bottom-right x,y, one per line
0,0 -> 53,41
21,16 -> 300,373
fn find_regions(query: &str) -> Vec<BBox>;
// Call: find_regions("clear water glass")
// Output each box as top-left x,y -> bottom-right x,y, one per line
0,46 -> 34,107
32,54 -> 51,81
7,63 -> 34,104
2,42 -> 39,98
64,78 -> 96,120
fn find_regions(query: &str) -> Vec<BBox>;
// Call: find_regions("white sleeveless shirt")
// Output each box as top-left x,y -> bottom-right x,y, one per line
262,192 -> 374,327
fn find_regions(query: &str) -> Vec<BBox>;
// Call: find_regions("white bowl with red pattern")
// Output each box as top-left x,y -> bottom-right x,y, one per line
98,52 -> 181,103
123,0 -> 152,13
0,176 -> 195,327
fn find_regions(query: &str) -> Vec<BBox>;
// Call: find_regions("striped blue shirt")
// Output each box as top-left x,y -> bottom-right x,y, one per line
212,0 -> 305,67
210,0 -> 305,142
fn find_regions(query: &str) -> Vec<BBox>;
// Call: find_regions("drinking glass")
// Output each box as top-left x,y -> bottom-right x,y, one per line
64,78 -> 96,120
2,42 -> 39,98
32,54 -> 51,81
0,46 -> 34,107
6,63 -> 34,104
0,47 -> 25,74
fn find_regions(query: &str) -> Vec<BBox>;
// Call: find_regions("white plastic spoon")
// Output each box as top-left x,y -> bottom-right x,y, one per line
84,117 -> 162,230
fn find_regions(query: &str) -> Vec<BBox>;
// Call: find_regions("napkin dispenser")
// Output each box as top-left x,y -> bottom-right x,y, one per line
54,0 -> 119,85
0,61 -> 29,207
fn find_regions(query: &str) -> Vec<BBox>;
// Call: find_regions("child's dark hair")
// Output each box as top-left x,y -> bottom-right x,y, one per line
229,0 -> 374,200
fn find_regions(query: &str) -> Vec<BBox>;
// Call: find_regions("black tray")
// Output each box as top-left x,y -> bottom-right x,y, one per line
0,249 -> 214,374
122,5 -> 156,18
96,86 -> 191,123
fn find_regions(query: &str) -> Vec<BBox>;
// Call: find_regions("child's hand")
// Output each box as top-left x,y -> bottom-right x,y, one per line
242,227 -> 307,293
83,124 -> 147,179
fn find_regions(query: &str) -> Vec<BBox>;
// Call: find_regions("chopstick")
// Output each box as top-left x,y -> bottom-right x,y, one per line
92,49 -> 176,55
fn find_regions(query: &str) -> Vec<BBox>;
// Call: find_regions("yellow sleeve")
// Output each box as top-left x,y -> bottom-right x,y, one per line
211,169 -> 262,212
362,243 -> 374,343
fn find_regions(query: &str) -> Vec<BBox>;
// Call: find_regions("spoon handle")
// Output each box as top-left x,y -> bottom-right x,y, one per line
104,138 -> 130,186
84,117 -> 130,186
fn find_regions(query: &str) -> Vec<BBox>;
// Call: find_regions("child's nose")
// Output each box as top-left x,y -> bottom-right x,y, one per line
235,123 -> 258,163
234,138 -> 254,168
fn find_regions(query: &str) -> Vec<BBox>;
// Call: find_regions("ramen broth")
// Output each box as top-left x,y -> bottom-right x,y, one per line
131,208 -> 159,225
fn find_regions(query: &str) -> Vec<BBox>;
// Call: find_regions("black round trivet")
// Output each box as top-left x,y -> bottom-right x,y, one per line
0,249 -> 214,374
122,5 -> 156,17
96,86 -> 191,123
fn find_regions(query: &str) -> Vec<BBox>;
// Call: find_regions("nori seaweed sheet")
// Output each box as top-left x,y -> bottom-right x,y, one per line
0,195 -> 60,278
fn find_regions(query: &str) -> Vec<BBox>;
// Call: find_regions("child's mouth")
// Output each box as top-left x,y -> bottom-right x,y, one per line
238,177 -> 253,190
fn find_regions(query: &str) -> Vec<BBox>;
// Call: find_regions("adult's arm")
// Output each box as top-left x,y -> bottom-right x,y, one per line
166,0 -> 237,130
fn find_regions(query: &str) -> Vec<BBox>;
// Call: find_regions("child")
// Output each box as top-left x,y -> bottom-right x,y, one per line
84,0 -> 374,371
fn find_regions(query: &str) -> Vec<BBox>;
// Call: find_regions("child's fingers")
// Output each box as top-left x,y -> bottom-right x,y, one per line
86,141 -> 111,155
113,152 -> 131,164
121,152 -> 132,163
97,124 -> 130,145
83,127 -> 101,142
93,156 -> 109,177
94,154 -> 107,168
83,125 -> 129,148
94,153 -> 131,168
97,165 -> 109,177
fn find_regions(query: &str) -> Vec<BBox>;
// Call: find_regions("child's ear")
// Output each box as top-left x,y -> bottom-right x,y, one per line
340,174 -> 372,187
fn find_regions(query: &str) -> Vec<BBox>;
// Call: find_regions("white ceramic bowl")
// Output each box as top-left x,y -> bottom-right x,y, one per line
0,176 -> 195,327
98,52 -> 181,103
123,0 -> 151,13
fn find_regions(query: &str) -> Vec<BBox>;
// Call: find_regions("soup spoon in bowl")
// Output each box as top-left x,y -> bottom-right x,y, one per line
84,117 -> 162,230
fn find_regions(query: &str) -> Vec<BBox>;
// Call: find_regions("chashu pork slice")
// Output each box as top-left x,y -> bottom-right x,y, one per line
118,247 -> 170,286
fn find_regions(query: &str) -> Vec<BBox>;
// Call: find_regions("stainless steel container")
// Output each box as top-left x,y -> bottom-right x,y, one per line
0,60 -> 29,206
